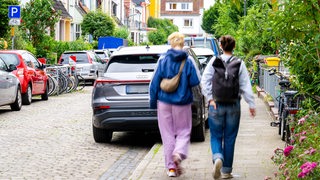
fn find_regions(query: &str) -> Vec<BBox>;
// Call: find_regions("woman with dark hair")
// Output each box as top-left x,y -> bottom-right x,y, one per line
201,35 -> 256,179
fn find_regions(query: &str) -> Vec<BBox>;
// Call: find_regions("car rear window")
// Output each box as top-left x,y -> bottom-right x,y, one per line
60,52 -> 89,64
0,53 -> 20,66
106,55 -> 160,73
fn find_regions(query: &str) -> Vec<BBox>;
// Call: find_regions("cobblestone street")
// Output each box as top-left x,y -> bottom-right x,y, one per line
0,87 -> 154,179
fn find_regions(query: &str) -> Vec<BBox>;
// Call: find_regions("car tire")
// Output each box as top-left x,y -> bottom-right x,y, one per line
41,83 -> 49,100
191,119 -> 205,142
22,84 -> 32,105
10,87 -> 22,111
93,125 -> 112,143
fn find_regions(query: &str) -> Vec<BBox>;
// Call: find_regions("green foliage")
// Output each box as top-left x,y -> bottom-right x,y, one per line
147,29 -> 167,45
21,0 -> 60,48
147,17 -> 178,45
212,3 -> 238,38
114,26 -> 129,39
269,0 -> 320,96
81,10 -> 115,41
236,3 -> 274,55
0,0 -> 19,37
201,4 -> 220,35
52,38 -> 93,63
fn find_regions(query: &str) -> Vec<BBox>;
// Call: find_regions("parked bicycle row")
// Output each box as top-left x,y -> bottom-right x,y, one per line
45,64 -> 86,96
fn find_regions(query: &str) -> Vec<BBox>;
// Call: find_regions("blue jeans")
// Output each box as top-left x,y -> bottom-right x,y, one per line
208,100 -> 241,173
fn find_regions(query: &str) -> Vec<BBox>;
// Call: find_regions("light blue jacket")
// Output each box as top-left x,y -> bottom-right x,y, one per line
201,54 -> 256,108
149,48 -> 200,109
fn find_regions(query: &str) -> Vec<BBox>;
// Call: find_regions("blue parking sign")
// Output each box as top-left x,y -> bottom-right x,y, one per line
8,6 -> 21,18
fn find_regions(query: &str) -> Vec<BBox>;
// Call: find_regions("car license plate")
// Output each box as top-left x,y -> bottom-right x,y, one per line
126,85 -> 149,94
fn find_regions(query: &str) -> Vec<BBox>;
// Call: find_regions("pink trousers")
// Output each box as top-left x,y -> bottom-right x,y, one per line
157,101 -> 192,169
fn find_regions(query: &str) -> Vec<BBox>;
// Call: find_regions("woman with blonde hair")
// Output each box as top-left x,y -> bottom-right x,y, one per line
149,32 -> 200,177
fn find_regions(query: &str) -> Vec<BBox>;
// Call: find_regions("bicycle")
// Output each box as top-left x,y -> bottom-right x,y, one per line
268,68 -> 301,144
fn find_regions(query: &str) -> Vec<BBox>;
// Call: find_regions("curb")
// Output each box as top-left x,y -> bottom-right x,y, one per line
128,143 -> 162,180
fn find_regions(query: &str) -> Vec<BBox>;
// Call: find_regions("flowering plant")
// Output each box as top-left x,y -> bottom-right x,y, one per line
271,112 -> 319,179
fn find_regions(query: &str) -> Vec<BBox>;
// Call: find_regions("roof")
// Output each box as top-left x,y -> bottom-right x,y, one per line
53,0 -> 73,19
112,45 -> 171,56
191,47 -> 214,56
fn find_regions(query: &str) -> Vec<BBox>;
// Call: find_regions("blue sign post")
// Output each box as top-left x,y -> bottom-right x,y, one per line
8,5 -> 21,50
8,5 -> 21,18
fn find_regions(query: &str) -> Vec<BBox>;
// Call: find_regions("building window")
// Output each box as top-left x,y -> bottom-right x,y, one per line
75,24 -> 81,39
184,19 -> 193,27
169,3 -> 177,10
181,3 -> 188,10
166,2 -> 192,11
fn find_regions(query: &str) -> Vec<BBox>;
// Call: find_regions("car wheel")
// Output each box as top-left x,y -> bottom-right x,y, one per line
92,125 -> 113,143
191,119 -> 205,142
41,83 -> 49,100
22,84 -> 32,105
10,87 -> 22,111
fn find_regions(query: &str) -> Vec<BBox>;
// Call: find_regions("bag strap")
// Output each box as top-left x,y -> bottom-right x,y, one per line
178,59 -> 186,74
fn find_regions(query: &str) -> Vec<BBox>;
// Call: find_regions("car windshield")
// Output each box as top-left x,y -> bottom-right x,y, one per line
185,39 -> 213,50
95,52 -> 108,59
61,52 -> 89,64
106,55 -> 160,73
0,53 -> 20,66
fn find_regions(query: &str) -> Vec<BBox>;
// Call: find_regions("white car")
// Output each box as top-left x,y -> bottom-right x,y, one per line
93,49 -> 111,63
191,47 -> 215,70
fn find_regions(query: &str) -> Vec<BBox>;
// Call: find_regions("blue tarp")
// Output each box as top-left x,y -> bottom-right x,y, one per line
97,36 -> 128,49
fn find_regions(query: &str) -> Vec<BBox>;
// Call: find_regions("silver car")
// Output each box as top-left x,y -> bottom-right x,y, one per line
91,45 -> 207,143
0,57 -> 22,111
58,51 -> 106,84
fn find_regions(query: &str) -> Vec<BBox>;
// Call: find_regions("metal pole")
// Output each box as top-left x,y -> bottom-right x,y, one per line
244,0 -> 247,31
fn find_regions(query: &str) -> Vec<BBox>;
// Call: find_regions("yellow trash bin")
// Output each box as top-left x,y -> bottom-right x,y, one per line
265,57 -> 280,66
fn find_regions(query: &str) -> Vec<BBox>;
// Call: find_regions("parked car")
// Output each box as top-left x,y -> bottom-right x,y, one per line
191,47 -> 215,70
0,57 -> 22,111
58,51 -> 106,84
184,37 -> 222,56
0,50 -> 49,105
91,45 -> 207,143
93,49 -> 110,63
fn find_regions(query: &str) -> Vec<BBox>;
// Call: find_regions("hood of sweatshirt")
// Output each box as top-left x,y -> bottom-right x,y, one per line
166,48 -> 188,62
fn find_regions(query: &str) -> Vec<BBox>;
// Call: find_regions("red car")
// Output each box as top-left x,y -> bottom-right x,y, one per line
0,50 -> 49,105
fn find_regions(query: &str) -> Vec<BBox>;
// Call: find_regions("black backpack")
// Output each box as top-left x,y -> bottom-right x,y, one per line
212,56 -> 242,103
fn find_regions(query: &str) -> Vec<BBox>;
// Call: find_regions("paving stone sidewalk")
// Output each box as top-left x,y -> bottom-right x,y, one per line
129,95 -> 284,180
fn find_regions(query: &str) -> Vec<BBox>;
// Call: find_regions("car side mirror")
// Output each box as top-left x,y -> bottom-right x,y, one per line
8,64 -> 17,71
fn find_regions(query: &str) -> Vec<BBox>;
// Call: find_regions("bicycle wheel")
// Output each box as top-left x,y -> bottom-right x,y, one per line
66,76 -> 75,93
285,121 -> 291,144
76,75 -> 86,91
280,110 -> 288,141
47,74 -> 55,96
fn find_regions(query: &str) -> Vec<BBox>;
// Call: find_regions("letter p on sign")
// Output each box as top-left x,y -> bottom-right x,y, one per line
8,6 -> 21,19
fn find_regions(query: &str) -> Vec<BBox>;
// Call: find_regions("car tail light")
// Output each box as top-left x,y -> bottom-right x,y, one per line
94,79 -> 150,87
94,105 -> 110,110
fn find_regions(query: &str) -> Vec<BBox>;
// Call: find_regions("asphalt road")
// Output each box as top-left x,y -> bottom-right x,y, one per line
0,86 -> 160,179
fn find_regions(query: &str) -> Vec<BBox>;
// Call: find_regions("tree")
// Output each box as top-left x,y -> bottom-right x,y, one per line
147,17 -> 178,45
0,0 -> 19,37
113,26 -> 129,39
269,0 -> 320,96
201,4 -> 220,35
81,10 -> 115,41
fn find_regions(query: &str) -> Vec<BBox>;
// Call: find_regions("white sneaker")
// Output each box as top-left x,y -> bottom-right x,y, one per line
221,173 -> 233,179
167,169 -> 177,177
213,158 -> 222,179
